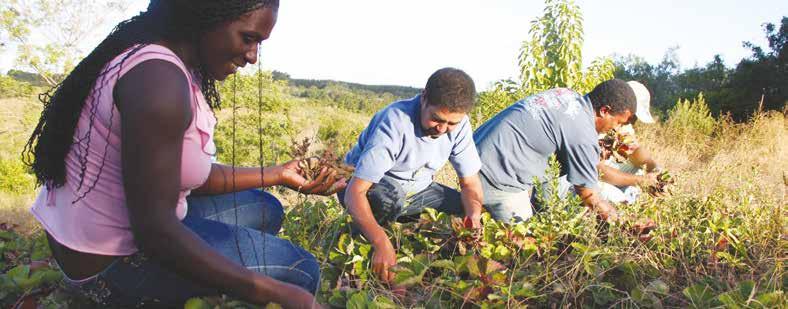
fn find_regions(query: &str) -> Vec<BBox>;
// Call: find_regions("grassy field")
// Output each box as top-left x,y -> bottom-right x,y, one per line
0,94 -> 785,308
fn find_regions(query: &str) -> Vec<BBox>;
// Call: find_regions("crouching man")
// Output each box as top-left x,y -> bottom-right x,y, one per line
473,79 -> 637,223
338,68 -> 484,282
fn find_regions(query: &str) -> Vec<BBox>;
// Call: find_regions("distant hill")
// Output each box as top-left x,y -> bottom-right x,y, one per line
273,71 -> 421,99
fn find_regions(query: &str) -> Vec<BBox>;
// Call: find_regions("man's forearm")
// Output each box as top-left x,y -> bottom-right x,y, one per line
598,164 -> 646,187
346,192 -> 390,246
459,174 -> 484,221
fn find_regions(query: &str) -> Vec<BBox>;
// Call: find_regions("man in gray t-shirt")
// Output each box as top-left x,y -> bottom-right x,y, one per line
341,68 -> 484,283
474,79 -> 637,223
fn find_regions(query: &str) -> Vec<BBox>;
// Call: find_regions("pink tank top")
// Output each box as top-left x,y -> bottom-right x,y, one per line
30,44 -> 217,256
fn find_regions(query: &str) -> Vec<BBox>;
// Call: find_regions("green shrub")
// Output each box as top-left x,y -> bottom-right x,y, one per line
667,92 -> 716,137
214,70 -> 295,165
0,158 -> 36,194
316,116 -> 362,155
0,75 -> 34,98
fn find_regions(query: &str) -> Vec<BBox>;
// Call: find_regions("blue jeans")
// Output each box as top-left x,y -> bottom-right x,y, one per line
61,189 -> 320,308
337,176 -> 465,225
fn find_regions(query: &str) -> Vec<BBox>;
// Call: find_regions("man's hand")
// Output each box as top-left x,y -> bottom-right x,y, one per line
638,172 -> 659,187
464,214 -> 482,229
576,185 -> 619,223
631,218 -> 657,242
371,238 -> 397,282
594,201 -> 620,222
458,174 -> 484,230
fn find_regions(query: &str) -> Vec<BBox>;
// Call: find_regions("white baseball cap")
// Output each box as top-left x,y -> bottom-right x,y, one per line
627,81 -> 655,123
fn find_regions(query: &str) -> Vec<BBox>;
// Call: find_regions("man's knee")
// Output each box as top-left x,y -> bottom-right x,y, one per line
366,177 -> 406,224
485,202 -> 533,223
482,188 -> 533,223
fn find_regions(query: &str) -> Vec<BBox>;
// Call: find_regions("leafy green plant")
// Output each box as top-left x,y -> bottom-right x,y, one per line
0,158 -> 36,194
0,75 -> 34,98
214,71 -> 295,165
0,224 -> 63,308
667,92 -> 716,138
475,0 -> 615,123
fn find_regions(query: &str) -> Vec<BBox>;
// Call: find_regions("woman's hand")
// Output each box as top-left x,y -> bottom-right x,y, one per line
279,287 -> 326,309
278,160 -> 347,195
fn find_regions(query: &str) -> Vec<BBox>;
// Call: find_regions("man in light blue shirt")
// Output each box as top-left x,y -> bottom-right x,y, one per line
340,67 -> 484,282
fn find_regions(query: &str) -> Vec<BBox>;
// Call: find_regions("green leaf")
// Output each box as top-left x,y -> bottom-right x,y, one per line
590,282 -> 617,305
328,291 -> 349,307
346,291 -> 369,309
0,230 -> 16,240
683,283 -> 720,308
372,295 -> 398,309
514,282 -> 537,298
337,233 -> 350,254
646,279 -> 670,295
736,280 -> 755,299
754,291 -> 783,307
7,265 -> 30,283
392,257 -> 430,288
430,259 -> 455,271
717,290 -> 743,307
183,297 -> 211,309
493,244 -> 511,260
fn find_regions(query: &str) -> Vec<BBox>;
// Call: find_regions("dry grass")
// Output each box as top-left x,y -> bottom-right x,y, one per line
637,111 -> 786,205
0,98 -> 41,235
0,191 -> 39,235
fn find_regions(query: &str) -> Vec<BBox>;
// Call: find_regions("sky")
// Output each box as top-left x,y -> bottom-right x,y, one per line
2,0 -> 786,90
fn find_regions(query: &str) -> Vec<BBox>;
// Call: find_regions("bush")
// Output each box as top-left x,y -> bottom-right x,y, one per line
214,70 -> 295,165
0,75 -> 34,99
316,115 -> 363,155
667,92 -> 716,138
0,158 -> 36,194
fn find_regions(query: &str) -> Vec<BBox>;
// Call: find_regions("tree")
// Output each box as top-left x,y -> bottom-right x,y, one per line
476,0 -> 615,123
722,17 -> 787,119
0,0 -> 131,86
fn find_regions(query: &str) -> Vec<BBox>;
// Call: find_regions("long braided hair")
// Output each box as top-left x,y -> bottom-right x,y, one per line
22,0 -> 279,195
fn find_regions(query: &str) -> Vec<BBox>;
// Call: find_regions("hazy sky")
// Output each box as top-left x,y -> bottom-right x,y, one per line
2,0 -> 785,90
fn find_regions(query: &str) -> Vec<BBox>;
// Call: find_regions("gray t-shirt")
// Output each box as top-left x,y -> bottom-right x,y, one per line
473,88 -> 600,193
345,95 -> 482,195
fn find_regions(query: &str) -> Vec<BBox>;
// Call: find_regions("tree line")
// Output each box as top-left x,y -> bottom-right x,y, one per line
615,17 -> 786,121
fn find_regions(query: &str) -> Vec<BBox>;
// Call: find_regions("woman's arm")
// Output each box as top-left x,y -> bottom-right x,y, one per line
193,161 -> 347,196
114,60 -> 315,307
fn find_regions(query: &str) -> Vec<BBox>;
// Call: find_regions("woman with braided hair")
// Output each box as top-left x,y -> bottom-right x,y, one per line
24,0 -> 342,307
